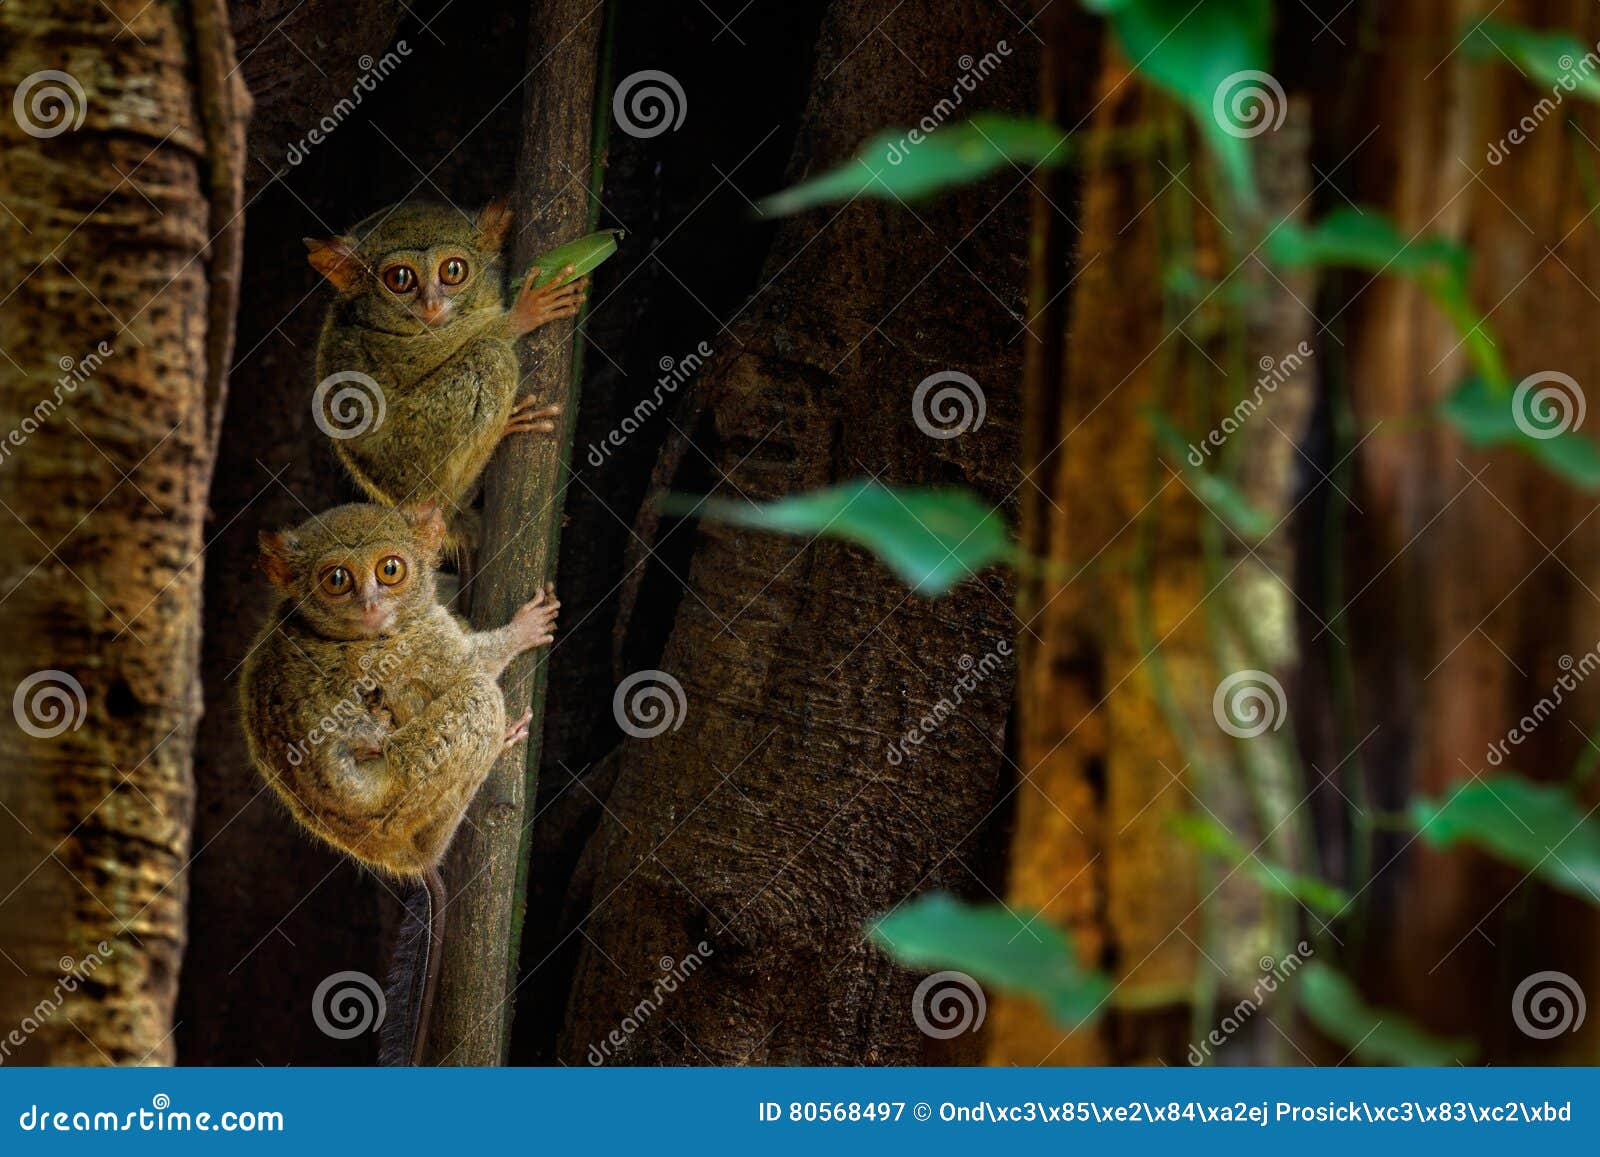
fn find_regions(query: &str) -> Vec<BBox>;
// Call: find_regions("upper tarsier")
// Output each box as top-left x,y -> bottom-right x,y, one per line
306,200 -> 587,550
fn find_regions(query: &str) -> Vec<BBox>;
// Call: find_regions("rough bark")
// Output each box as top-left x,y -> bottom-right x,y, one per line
0,0 -> 246,1063
423,0 -> 604,1066
555,0 -> 1034,1065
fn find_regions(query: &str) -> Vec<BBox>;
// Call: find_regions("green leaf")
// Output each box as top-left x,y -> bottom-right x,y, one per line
661,480 -> 1013,595
1412,774 -> 1600,904
758,114 -> 1069,215
1465,20 -> 1600,102
1084,0 -> 1273,205
1148,412 -> 1274,538
520,229 -> 622,289
1266,207 -> 1469,285
1170,813 -> 1350,917
1298,963 -> 1476,1065
870,893 -> 1110,1030
1442,376 -> 1600,491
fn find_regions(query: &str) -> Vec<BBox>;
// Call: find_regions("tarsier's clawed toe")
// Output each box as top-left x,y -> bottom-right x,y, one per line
502,708 -> 534,748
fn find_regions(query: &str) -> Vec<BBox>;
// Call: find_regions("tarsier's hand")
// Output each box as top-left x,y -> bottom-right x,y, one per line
510,583 -> 560,652
502,707 -> 533,750
506,265 -> 588,338
502,395 -> 562,440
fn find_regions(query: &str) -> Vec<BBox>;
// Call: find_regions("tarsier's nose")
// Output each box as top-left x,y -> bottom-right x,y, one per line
417,297 -> 451,325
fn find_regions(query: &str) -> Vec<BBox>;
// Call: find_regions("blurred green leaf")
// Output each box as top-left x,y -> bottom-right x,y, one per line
1298,963 -> 1476,1065
662,480 -> 1013,596
758,115 -> 1068,215
1412,774 -> 1600,904
870,892 -> 1110,1030
520,229 -> 622,289
1442,376 -> 1600,490
1083,0 -> 1273,205
1266,207 -> 1469,285
1464,20 -> 1600,101
1170,813 -> 1350,917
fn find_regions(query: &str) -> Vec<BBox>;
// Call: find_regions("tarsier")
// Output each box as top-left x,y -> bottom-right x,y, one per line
239,503 -> 559,1063
305,200 -> 587,549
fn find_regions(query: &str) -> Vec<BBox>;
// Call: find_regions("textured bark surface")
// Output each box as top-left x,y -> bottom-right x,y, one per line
1307,0 -> 1600,1060
554,0 -> 1034,1066
423,0 -> 604,1067
0,0 -> 244,1064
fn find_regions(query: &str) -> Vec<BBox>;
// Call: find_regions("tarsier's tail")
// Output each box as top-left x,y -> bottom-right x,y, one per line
379,866 -> 447,1066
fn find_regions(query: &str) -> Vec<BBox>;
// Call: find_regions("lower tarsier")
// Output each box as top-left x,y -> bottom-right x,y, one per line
239,201 -> 583,1064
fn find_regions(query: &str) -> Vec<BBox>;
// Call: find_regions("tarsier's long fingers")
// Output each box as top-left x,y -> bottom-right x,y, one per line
510,397 -> 562,419
503,708 -> 533,749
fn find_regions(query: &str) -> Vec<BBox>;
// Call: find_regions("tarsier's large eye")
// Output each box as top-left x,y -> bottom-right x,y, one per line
382,264 -> 418,294
320,567 -> 354,596
439,257 -> 469,286
375,555 -> 407,586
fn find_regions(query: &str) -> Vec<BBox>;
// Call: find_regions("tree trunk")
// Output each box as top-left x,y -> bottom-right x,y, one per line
0,0 -> 246,1064
1304,0 -> 1600,1060
555,0 -> 1034,1065
423,0 -> 604,1066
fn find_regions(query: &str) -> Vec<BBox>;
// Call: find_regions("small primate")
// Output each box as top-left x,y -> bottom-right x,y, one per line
305,201 -> 587,549
239,503 -> 559,1064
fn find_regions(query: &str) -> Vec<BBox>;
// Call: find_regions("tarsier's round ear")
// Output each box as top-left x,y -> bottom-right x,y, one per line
258,530 -> 300,590
402,502 -> 448,561
475,199 -> 512,250
304,236 -> 364,292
